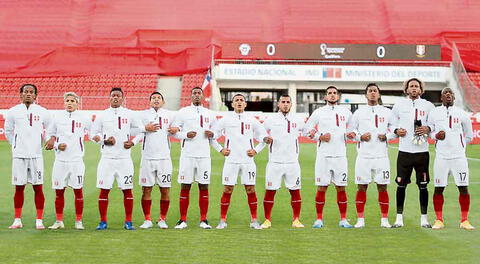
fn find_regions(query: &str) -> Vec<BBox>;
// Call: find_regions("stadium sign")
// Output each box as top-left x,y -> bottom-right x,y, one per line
216,64 -> 448,82
222,42 -> 441,60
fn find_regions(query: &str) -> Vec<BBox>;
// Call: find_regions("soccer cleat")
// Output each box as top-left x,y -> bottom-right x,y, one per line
420,215 -> 431,228
261,219 -> 272,229
157,220 -> 168,229
35,219 -> 45,230
250,220 -> 262,230
312,219 -> 324,229
432,220 -> 445,230
354,218 -> 365,228
9,218 -> 23,229
139,220 -> 153,229
124,221 -> 135,230
380,218 -> 391,228
199,220 -> 212,229
216,220 -> 228,229
174,220 -> 188,229
48,221 -> 65,230
96,221 -> 108,230
75,221 -> 85,230
460,220 -> 475,230
292,219 -> 304,228
339,219 -> 353,228
391,222 -> 404,228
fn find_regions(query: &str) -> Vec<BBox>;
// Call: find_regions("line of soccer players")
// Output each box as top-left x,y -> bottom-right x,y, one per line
4,79 -> 474,230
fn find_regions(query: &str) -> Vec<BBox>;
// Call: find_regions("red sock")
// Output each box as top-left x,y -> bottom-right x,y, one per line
315,190 -> 325,220
355,190 -> 366,218
179,189 -> 190,221
33,185 -> 45,220
13,185 -> 25,218
98,189 -> 110,222
123,189 -> 134,222
160,200 -> 170,220
289,189 -> 302,220
220,192 -> 232,221
337,190 -> 348,220
141,199 -> 152,221
73,188 -> 83,221
199,189 -> 209,221
459,193 -> 470,222
263,190 -> 276,221
247,192 -> 258,220
378,191 -> 389,218
433,193 -> 444,221
55,189 -> 65,221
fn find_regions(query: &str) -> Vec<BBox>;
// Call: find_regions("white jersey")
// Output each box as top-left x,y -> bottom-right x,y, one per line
428,105 -> 473,159
391,97 -> 434,153
305,104 -> 352,157
92,106 -> 142,159
133,108 -> 175,160
5,103 -> 51,158
173,104 -> 219,158
47,110 -> 91,161
348,105 -> 394,158
259,112 -> 306,163
212,111 -> 267,163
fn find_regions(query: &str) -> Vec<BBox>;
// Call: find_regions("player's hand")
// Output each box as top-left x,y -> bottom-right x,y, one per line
168,127 -> 180,134
92,135 -> 101,143
58,143 -> 67,151
360,133 -> 371,142
204,130 -> 214,139
187,131 -> 197,138
124,140 -> 134,149
104,136 -> 116,146
346,132 -> 356,140
435,130 -> 446,140
221,148 -> 230,156
145,123 -> 160,132
378,134 -> 387,142
395,128 -> 407,137
247,149 -> 257,157
319,133 -> 331,142
308,129 -> 317,139
45,137 -> 55,150
263,136 -> 273,144
415,126 -> 430,136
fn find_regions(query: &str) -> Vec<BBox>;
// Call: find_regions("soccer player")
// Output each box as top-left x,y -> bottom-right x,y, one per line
91,87 -> 143,230
172,87 -> 221,229
45,92 -> 91,230
305,85 -> 354,228
428,87 -> 474,230
212,94 -> 267,230
391,78 -> 434,228
348,83 -> 393,228
133,92 -> 179,229
5,84 -> 51,229
258,94 -> 306,229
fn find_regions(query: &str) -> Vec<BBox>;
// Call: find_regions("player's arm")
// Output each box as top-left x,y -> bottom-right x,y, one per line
4,109 -> 15,145
45,115 -> 57,150
385,110 -> 397,141
391,102 -> 406,137
42,108 -> 52,141
462,111 -> 474,144
172,110 -> 189,139
166,111 -> 180,135
426,109 -> 439,139
304,110 -> 319,139
91,114 -> 104,144
346,110 -> 360,141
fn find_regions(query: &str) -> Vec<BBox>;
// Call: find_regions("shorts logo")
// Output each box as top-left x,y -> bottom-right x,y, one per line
99,180 -> 103,185
435,178 -> 440,184
180,175 -> 185,180
54,180 -> 59,186
141,178 -> 146,183
224,177 -> 229,181
267,182 -> 272,186
316,178 -> 320,182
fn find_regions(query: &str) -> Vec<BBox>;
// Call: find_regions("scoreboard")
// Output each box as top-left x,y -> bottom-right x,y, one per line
222,42 -> 441,61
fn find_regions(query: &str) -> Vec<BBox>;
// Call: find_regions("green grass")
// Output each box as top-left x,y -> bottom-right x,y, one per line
0,141 -> 479,263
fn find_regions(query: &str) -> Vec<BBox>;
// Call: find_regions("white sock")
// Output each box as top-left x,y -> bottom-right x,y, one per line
420,214 -> 429,224
395,214 -> 403,223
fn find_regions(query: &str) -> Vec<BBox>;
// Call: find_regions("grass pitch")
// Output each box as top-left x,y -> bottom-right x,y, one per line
0,141 -> 479,264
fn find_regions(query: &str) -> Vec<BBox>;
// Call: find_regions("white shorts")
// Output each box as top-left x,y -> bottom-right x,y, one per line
315,155 -> 348,186
222,161 -> 256,186
96,158 -> 134,190
265,162 -> 301,190
355,156 -> 391,185
52,160 -> 85,189
12,157 -> 44,185
434,157 -> 469,187
139,158 -> 172,188
178,156 -> 211,185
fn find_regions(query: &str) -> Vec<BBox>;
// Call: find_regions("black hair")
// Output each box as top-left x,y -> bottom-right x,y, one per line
278,94 -> 291,100
110,87 -> 124,95
232,93 -> 246,100
191,86 -> 203,94
150,91 -> 164,101
403,78 -> 424,93
20,84 -> 38,95
365,83 -> 383,105
326,85 -> 339,93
